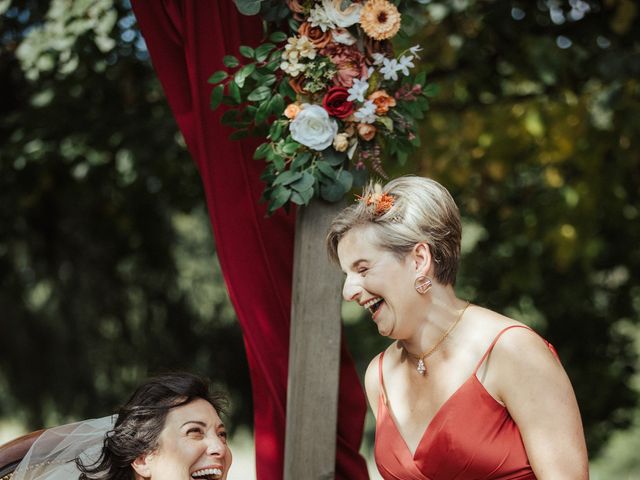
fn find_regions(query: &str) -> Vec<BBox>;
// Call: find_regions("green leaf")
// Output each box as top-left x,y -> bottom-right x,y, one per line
423,83 -> 439,97
269,121 -> 285,141
290,151 -> 312,170
321,148 -> 346,167
223,55 -> 240,68
269,185 -> 291,211
248,85 -> 272,102
273,170 -> 303,186
415,70 -> 427,87
210,84 -> 224,110
208,70 -> 228,84
269,94 -> 285,116
282,141 -> 301,155
255,43 -> 276,62
269,31 -> 288,43
271,154 -> 285,171
291,185 -> 314,206
239,45 -> 255,59
278,80 -> 296,100
316,160 -> 337,180
261,74 -> 277,88
320,178 -> 347,202
234,63 -> 255,88
290,171 -> 315,192
228,81 -> 242,104
233,0 -> 262,15
336,169 -> 353,192
220,109 -> 239,126
253,142 -> 271,160
255,100 -> 271,125
229,129 -> 249,140
378,116 -> 394,132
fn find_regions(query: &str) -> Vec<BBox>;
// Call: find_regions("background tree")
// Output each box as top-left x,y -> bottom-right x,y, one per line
1,0 -> 638,473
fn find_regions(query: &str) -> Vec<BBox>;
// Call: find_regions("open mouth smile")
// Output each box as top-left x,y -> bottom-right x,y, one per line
191,467 -> 223,479
363,297 -> 384,316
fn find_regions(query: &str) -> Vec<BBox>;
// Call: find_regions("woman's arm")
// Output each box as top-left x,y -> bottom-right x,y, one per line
364,354 -> 382,419
491,328 -> 589,480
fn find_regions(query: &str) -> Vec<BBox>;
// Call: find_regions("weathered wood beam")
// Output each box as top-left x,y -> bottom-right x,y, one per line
284,199 -> 344,480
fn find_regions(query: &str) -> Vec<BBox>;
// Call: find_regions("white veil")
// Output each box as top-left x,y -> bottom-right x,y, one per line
12,416 -> 116,480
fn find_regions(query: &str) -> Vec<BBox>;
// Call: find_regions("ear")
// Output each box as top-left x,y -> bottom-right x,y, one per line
411,242 -> 433,277
131,452 -> 153,479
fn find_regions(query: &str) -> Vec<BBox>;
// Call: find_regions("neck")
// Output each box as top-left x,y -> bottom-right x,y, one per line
399,286 -> 468,357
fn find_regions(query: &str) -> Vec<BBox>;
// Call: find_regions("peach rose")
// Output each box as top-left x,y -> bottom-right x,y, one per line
368,90 -> 396,114
284,103 -> 302,119
357,123 -> 377,141
298,22 -> 332,49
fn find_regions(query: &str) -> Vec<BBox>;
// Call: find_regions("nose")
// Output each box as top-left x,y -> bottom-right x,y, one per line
205,435 -> 227,456
342,274 -> 361,302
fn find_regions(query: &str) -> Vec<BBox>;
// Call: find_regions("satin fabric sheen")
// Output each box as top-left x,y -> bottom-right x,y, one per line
374,326 -> 550,480
130,2 -> 369,479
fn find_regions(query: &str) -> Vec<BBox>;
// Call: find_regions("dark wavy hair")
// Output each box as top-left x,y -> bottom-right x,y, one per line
76,372 -> 228,480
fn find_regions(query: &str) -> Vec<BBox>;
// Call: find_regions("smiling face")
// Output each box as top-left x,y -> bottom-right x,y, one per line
132,398 -> 232,480
338,225 -> 418,338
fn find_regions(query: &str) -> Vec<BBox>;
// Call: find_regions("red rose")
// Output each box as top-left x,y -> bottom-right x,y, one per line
322,87 -> 355,119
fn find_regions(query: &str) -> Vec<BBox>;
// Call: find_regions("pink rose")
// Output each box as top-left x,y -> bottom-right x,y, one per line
321,44 -> 369,88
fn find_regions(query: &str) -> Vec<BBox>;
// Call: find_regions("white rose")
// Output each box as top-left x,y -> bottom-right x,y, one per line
323,0 -> 362,28
290,104 -> 339,151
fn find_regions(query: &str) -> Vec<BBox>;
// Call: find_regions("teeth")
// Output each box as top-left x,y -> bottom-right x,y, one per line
363,297 -> 382,309
192,467 -> 223,478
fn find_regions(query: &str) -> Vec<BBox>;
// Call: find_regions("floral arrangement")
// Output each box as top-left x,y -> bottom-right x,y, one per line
209,0 -> 436,214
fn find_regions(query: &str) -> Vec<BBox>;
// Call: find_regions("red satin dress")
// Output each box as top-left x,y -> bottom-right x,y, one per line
374,326 -> 555,480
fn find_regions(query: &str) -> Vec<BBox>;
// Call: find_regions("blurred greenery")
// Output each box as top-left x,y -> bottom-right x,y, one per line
1,0 -> 639,475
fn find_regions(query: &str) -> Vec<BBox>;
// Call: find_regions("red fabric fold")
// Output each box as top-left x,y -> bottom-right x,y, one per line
131,2 -> 369,479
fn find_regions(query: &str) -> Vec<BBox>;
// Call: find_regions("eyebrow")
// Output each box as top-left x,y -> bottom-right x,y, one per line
181,420 -> 226,429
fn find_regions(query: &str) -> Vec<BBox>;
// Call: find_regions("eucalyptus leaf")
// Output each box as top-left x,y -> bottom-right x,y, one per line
273,170 -> 302,186
336,169 -> 353,191
290,151 -> 312,170
316,160 -> 337,180
321,148 -> 346,167
253,142 -> 271,160
269,185 -> 291,211
290,171 -> 315,192
282,141 -> 301,155
320,179 -> 347,202
233,0 -> 263,15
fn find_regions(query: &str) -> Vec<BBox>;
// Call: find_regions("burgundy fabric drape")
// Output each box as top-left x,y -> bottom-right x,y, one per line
130,2 -> 369,479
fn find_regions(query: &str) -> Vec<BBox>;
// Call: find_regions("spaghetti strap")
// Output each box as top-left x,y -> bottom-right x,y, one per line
378,351 -> 388,405
473,325 -> 533,374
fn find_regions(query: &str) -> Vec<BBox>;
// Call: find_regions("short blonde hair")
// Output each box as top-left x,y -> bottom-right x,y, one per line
326,176 -> 461,285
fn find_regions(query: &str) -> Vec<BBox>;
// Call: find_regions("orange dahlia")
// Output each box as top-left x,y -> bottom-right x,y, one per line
360,0 -> 401,41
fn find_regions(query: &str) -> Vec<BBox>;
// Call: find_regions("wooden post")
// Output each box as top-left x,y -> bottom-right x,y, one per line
284,199 -> 345,480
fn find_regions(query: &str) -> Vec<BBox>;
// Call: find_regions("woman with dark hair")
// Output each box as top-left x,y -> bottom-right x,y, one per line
327,176 -> 588,480
13,372 -> 232,480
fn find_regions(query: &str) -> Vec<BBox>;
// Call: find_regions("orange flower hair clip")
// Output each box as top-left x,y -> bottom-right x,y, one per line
357,184 -> 395,216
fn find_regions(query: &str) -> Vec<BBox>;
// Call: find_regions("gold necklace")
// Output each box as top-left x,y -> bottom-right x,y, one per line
402,301 -> 471,376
